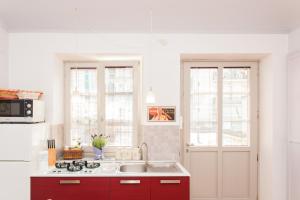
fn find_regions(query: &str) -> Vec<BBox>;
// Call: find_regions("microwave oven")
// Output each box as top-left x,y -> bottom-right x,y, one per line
0,99 -> 45,123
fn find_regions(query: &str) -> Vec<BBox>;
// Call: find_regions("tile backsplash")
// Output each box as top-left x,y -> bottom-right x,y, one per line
50,124 -> 181,161
142,125 -> 180,161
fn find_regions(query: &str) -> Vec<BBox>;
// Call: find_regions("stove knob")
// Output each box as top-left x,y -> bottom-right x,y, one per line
26,110 -> 32,115
26,103 -> 32,108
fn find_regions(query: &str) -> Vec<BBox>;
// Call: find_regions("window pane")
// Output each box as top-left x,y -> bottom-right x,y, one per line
106,67 -> 133,93
223,68 -> 250,146
105,67 -> 134,146
190,68 -> 218,146
70,68 -> 97,146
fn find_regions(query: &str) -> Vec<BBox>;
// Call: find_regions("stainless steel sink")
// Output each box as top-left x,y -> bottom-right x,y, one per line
119,163 -> 181,173
147,163 -> 180,173
119,164 -> 147,172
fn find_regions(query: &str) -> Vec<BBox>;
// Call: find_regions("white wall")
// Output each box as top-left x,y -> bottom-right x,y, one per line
0,21 -> 8,87
8,33 -> 287,123
259,56 -> 274,200
8,33 -> 288,200
259,52 -> 288,200
289,28 -> 300,53
271,53 -> 288,200
288,53 -> 300,200
288,28 -> 300,200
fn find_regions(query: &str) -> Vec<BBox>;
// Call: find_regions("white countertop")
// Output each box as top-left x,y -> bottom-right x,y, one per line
31,160 -> 190,177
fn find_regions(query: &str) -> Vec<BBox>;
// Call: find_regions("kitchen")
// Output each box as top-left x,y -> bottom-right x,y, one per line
0,1 -> 300,200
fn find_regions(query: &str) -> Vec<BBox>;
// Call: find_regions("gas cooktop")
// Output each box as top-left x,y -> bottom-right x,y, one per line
48,160 -> 100,174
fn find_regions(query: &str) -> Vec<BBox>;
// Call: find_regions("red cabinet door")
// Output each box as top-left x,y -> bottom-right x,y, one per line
150,177 -> 189,200
31,177 -> 110,200
110,177 -> 150,200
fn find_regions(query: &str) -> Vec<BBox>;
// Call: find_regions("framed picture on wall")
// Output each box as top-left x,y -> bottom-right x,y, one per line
147,106 -> 176,122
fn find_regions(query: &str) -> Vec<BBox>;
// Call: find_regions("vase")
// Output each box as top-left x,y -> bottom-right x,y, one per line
93,147 -> 103,160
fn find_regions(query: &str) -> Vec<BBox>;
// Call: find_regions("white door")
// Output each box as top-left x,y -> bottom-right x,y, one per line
183,62 -> 258,200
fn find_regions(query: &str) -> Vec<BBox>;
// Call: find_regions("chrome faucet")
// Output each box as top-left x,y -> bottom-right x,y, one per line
139,142 -> 149,165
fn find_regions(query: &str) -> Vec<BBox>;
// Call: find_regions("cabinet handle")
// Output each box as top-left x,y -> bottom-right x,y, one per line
160,180 -> 181,184
59,180 -> 81,184
120,180 -> 141,184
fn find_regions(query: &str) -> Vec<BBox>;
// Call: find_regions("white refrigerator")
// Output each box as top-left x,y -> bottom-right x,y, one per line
0,123 -> 48,200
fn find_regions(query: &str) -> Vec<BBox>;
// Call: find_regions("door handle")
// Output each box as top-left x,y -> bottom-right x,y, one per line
160,180 -> 181,184
120,180 -> 141,184
186,143 -> 194,147
59,180 -> 80,184
186,143 -> 193,153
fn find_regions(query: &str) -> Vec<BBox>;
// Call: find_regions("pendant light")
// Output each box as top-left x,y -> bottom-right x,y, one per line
146,87 -> 156,104
72,7 -> 80,96
146,11 -> 156,104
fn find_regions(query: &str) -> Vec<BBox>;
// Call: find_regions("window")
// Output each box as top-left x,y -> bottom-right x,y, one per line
186,62 -> 257,147
65,61 -> 139,147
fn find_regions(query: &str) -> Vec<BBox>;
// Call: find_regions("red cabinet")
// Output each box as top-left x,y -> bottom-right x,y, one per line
150,177 -> 189,200
31,176 -> 189,200
110,177 -> 150,200
31,177 -> 109,200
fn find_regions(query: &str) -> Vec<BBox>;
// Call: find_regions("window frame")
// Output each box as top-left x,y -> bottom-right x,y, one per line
64,61 -> 140,148
183,61 -> 258,148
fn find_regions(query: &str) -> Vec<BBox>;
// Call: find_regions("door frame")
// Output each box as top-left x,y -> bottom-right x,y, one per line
180,61 -> 259,200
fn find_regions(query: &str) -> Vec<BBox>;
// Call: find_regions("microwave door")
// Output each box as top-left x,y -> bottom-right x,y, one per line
0,101 -> 24,117
10,102 -> 23,116
0,102 -> 11,116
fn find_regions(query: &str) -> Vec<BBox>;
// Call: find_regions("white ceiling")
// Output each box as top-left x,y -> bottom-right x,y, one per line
0,0 -> 299,33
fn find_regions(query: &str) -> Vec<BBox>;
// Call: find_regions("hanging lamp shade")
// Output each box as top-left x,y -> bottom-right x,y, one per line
146,87 -> 156,104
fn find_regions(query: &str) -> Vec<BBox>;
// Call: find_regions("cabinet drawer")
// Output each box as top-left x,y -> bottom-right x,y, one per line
110,177 -> 150,200
150,177 -> 189,200
31,177 -> 109,188
31,177 -> 109,200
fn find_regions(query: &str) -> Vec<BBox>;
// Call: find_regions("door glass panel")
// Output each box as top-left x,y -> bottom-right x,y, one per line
190,68 -> 218,146
223,68 -> 250,146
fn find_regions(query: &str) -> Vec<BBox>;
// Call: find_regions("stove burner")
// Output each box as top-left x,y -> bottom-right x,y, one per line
67,164 -> 83,172
72,160 -> 86,167
85,162 -> 100,169
55,162 -> 70,169
53,160 -> 100,173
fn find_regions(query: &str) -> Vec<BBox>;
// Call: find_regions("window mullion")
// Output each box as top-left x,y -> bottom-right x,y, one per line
98,64 -> 105,135
217,66 -> 223,147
